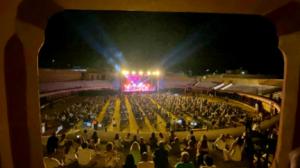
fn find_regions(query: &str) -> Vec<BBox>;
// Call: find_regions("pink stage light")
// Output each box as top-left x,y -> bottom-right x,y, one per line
121,73 -> 157,92
123,82 -> 155,92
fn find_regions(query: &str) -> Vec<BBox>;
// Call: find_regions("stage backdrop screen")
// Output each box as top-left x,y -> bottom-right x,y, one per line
121,74 -> 157,92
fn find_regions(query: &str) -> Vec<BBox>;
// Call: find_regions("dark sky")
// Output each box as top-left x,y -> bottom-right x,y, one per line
39,10 -> 283,76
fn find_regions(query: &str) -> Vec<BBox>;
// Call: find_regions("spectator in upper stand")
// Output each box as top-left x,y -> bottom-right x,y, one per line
197,135 -> 209,166
130,141 -> 141,165
137,152 -> 154,168
123,133 -> 132,150
186,130 -> 195,143
57,134 -> 67,163
186,140 -> 197,165
104,142 -> 120,168
190,136 -> 197,148
75,142 -> 96,167
112,117 -> 117,127
140,137 -> 147,155
170,137 -> 181,157
158,132 -> 165,143
91,131 -> 100,147
214,134 -> 226,151
169,130 -> 176,144
223,137 -> 244,161
153,141 -> 169,168
59,133 -> 66,147
123,154 -> 137,168
82,129 -> 88,143
200,155 -> 216,168
149,132 -> 158,152
47,132 -> 59,155
175,152 -> 194,168
132,135 -> 139,144
113,133 -> 124,151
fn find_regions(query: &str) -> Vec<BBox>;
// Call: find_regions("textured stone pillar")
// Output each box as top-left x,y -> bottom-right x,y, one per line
2,0 -> 64,167
4,34 -> 32,168
275,31 -> 300,168
0,1 -> 21,167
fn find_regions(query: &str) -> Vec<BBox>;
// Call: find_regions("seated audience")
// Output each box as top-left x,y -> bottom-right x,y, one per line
158,132 -> 166,143
104,142 -> 120,168
47,132 -> 59,155
59,133 -> 66,147
113,133 -> 124,151
186,140 -> 197,164
82,129 -> 88,143
123,133 -> 132,150
91,131 -> 100,147
140,137 -> 148,154
149,132 -> 158,152
169,131 -> 176,144
41,93 -> 277,168
170,137 -> 181,157
224,134 -> 235,147
186,130 -> 195,142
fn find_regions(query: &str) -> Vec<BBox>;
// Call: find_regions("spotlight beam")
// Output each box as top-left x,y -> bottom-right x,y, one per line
72,15 -> 127,71
159,20 -> 219,70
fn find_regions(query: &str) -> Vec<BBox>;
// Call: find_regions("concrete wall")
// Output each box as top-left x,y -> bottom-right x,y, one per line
39,68 -> 82,83
204,76 -> 283,87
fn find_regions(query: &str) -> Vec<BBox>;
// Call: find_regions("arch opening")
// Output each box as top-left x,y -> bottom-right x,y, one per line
37,10 -> 284,168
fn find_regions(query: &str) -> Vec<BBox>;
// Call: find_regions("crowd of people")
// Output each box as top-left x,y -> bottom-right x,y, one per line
101,98 -> 115,129
127,95 -> 146,129
120,96 -> 129,131
41,92 -> 274,136
45,130 -> 222,168
41,91 -> 280,168
151,93 -> 251,129
45,123 -> 279,168
41,96 -> 108,133
213,91 -> 278,120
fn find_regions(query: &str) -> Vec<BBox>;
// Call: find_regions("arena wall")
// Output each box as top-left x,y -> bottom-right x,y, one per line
39,68 -> 83,83
203,75 -> 283,87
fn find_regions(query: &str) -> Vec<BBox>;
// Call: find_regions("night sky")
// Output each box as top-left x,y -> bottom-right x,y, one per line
39,10 -> 283,76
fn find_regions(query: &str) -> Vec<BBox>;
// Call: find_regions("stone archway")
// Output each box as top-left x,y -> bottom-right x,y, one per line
2,1 -> 64,167
1,1 -> 300,168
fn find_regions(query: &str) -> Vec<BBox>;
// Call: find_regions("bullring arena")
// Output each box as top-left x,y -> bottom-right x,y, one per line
40,68 -> 281,168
